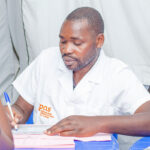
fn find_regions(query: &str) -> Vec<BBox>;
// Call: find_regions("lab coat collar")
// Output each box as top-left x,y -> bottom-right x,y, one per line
58,49 -> 107,102
58,55 -> 74,95
84,49 -> 106,84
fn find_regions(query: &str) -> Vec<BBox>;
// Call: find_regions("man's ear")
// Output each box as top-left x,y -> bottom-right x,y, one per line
96,33 -> 104,48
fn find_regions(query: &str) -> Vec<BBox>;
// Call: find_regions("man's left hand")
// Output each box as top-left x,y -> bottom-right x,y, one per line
44,115 -> 101,137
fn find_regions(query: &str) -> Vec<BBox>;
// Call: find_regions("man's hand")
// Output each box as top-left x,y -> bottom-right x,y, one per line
4,105 -> 23,129
44,115 -> 102,137
4,96 -> 34,129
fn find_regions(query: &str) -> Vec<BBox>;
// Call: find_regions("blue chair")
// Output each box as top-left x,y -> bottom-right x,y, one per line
129,137 -> 150,150
113,134 -> 118,139
26,111 -> 33,124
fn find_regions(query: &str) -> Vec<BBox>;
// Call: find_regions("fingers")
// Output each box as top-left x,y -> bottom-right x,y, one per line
49,117 -> 71,131
11,113 -> 22,130
45,124 -> 74,135
13,112 -> 22,123
11,121 -> 18,130
9,115 -> 19,130
4,106 -> 22,129
44,118 -> 74,136
59,130 -> 77,137
11,114 -> 21,130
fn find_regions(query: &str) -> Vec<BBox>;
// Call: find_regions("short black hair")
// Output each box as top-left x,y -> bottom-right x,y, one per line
66,7 -> 104,35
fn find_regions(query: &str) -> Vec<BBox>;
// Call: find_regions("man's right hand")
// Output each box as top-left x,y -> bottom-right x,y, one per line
4,105 -> 23,129
4,96 -> 34,128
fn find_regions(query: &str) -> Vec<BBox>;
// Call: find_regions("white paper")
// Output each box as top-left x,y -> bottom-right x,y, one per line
13,124 -> 112,148
12,124 -> 51,134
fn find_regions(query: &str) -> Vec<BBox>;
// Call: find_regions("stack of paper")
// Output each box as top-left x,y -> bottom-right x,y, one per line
12,124 -> 111,148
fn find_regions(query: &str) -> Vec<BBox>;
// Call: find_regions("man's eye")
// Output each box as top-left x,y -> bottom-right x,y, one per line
74,42 -> 82,46
60,41 -> 66,44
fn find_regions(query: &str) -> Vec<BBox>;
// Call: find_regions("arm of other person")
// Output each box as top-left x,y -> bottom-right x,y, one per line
45,100 -> 150,137
5,96 -> 33,127
0,101 -> 14,150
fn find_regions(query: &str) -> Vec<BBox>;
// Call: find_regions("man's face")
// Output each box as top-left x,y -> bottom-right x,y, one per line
59,19 -> 102,71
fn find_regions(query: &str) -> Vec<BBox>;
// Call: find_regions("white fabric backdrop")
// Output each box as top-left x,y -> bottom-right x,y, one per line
0,0 -> 29,103
0,0 -> 17,102
101,0 -> 150,85
7,0 -> 29,71
22,0 -> 150,85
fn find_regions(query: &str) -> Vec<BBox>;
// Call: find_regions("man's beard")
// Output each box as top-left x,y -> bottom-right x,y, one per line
62,53 -> 97,72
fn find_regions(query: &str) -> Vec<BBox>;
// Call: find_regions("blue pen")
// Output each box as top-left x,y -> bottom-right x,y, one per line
4,92 -> 18,130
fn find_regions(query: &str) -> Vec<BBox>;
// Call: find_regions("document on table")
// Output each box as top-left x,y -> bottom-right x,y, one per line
12,124 -> 112,148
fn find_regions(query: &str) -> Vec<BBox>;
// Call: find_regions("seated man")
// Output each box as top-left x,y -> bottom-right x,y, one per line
6,7 -> 150,137
0,101 -> 14,150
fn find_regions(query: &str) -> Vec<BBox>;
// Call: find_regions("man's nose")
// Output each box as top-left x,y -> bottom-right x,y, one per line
63,43 -> 74,54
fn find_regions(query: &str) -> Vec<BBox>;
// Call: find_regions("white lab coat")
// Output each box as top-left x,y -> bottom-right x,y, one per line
13,47 -> 150,125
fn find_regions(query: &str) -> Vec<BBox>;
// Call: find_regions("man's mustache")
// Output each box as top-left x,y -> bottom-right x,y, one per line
62,54 -> 77,60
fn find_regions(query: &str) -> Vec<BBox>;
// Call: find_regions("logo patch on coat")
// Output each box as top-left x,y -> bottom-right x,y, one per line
38,104 -> 54,118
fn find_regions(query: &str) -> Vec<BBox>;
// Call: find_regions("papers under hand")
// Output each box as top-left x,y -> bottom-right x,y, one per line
13,124 -> 112,148
12,124 -> 50,134
14,134 -> 75,148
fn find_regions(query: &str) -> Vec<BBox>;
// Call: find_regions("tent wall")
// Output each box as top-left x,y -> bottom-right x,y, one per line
101,0 -> 150,85
7,0 -> 29,71
0,0 -> 29,103
0,0 -> 18,102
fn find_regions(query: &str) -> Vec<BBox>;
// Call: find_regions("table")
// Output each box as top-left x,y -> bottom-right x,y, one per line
15,135 -> 119,150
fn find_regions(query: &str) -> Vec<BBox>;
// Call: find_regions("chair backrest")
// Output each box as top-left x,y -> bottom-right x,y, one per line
26,111 -> 33,124
113,134 -> 118,139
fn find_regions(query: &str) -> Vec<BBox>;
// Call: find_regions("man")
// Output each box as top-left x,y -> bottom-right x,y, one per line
7,7 -> 150,137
